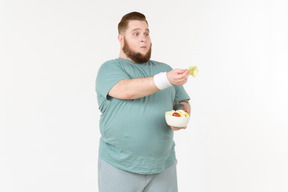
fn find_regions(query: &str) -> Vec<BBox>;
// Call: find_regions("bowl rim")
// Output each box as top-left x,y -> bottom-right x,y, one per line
165,113 -> 190,119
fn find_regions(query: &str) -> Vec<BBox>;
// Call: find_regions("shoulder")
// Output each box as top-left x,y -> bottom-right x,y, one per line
148,60 -> 173,71
98,59 -> 122,71
100,59 -> 119,67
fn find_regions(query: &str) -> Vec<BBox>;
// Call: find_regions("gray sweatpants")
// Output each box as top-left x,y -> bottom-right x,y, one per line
98,158 -> 178,192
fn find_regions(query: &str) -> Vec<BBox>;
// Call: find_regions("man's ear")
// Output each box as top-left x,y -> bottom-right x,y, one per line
118,34 -> 124,48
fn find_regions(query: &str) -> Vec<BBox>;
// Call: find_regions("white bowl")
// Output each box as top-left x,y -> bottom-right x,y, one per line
165,113 -> 190,127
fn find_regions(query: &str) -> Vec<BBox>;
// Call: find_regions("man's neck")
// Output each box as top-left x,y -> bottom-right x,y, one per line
119,51 -> 134,63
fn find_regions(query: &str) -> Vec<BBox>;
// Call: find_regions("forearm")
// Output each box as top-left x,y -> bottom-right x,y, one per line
173,100 -> 190,113
108,68 -> 190,100
108,77 -> 159,100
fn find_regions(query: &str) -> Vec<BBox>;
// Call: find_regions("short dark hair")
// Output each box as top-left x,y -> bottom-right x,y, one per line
118,12 -> 148,34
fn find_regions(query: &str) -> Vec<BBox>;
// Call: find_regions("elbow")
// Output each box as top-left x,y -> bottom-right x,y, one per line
108,89 -> 136,100
124,91 -> 136,100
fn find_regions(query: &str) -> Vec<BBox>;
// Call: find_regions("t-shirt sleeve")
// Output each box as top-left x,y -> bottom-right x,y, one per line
174,85 -> 190,102
96,60 -> 130,111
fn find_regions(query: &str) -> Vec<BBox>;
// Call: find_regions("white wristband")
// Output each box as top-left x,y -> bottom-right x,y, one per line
153,72 -> 172,90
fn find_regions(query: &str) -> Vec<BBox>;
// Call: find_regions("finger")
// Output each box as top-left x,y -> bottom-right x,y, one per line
177,74 -> 189,82
181,70 -> 190,77
171,126 -> 186,131
174,69 -> 188,74
171,126 -> 180,131
177,72 -> 188,79
177,78 -> 185,82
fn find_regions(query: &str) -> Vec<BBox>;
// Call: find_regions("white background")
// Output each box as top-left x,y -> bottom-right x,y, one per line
1,0 -> 288,191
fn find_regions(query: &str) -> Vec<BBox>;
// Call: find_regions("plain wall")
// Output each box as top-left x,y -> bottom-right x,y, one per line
1,0 -> 288,191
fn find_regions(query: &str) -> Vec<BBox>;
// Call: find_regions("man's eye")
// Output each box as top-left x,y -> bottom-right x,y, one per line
133,33 -> 139,36
145,33 -> 149,37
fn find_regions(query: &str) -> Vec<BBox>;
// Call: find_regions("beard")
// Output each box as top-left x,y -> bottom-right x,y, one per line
122,38 -> 152,64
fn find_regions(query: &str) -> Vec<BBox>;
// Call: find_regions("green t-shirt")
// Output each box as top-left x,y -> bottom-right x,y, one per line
96,57 -> 190,174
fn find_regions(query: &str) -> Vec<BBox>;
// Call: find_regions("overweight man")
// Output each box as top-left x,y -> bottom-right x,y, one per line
96,11 -> 190,192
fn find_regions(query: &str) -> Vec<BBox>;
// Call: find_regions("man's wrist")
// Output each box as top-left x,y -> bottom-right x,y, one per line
153,72 -> 172,90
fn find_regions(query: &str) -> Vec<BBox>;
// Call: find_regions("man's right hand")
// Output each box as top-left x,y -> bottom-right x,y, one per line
166,69 -> 190,86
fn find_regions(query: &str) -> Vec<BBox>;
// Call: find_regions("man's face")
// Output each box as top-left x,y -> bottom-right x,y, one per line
120,20 -> 152,63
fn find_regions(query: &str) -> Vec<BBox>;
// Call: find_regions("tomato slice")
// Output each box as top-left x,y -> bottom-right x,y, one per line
172,112 -> 180,117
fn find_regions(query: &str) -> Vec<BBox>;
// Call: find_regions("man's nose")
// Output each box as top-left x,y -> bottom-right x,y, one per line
140,34 -> 147,42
